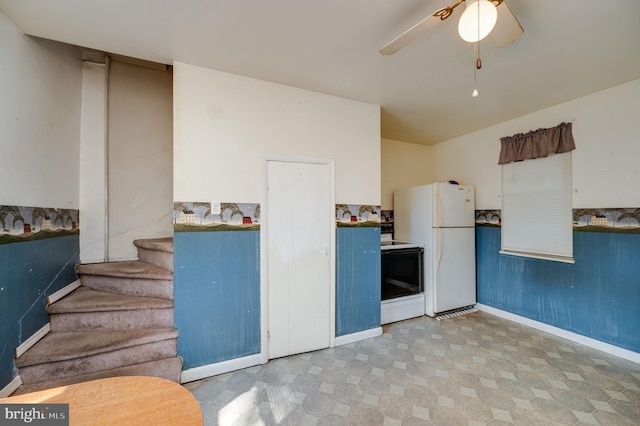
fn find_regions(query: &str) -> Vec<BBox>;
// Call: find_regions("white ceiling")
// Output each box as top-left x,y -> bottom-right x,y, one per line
1,0 -> 639,145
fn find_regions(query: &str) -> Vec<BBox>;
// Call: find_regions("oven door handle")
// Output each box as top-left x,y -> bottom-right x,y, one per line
381,247 -> 424,255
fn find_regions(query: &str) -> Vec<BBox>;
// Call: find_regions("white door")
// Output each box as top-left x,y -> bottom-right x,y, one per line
267,160 -> 332,359
433,227 -> 476,313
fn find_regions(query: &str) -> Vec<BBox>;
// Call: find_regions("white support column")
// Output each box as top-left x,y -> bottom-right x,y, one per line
79,61 -> 108,263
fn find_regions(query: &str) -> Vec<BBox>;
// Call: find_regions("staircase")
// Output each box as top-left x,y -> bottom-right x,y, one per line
14,237 -> 181,395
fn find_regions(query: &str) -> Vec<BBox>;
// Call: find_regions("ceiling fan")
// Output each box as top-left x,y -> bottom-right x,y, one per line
379,0 -> 524,55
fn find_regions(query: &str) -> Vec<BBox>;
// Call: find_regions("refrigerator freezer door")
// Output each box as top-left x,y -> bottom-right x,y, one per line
433,183 -> 475,227
433,227 -> 476,314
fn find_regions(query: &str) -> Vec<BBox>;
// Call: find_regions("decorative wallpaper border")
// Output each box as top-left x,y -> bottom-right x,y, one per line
475,208 -> 640,234
0,205 -> 79,245
173,202 -> 260,232
336,204 -> 381,228
573,208 -> 640,234
475,210 -> 502,226
173,202 -> 383,231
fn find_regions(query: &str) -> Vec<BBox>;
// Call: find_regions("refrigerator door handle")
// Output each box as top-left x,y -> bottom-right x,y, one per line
434,182 -> 442,271
435,228 -> 442,271
434,182 -> 442,227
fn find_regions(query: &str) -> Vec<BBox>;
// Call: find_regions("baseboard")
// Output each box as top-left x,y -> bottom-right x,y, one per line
180,328 -> 384,384
334,327 -> 382,347
0,376 -> 22,398
180,354 -> 262,384
48,279 -> 81,305
16,323 -> 51,359
476,304 -> 640,365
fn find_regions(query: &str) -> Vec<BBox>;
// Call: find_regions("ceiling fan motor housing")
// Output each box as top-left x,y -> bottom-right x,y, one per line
458,0 -> 498,42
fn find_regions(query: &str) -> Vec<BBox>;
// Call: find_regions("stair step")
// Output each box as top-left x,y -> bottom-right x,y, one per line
133,237 -> 173,253
48,287 -> 174,331
134,237 -> 174,272
76,260 -> 173,280
15,237 -> 179,393
48,287 -> 173,313
17,328 -> 178,367
76,261 -> 173,299
16,329 -> 178,384
13,358 -> 182,395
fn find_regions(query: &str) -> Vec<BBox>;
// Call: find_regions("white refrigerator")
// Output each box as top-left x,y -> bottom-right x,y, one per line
394,182 -> 476,317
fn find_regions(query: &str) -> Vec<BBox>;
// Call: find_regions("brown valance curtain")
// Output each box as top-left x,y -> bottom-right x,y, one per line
498,122 -> 575,165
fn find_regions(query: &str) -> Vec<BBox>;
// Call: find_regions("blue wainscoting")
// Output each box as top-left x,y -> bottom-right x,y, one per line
477,226 -> 640,352
174,231 -> 260,369
0,235 -> 79,389
336,227 -> 381,337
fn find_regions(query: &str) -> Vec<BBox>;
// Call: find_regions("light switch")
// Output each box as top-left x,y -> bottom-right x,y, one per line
211,201 -> 221,214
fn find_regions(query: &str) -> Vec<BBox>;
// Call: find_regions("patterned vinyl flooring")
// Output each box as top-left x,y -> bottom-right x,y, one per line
184,311 -> 640,425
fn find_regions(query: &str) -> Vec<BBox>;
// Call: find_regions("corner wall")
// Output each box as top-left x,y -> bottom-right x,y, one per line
173,62 -> 381,372
0,16 -> 81,208
0,12 -> 81,390
380,138 -> 432,210
432,79 -> 640,353
107,60 -> 173,261
432,79 -> 640,210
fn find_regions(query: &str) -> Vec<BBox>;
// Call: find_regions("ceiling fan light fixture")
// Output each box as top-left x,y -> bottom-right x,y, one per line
458,0 -> 498,42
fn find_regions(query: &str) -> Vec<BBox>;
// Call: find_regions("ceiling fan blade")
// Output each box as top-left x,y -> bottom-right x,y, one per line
491,1 -> 524,47
379,13 -> 441,55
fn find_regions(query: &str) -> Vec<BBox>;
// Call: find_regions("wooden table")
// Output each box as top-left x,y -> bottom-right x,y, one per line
0,376 -> 203,425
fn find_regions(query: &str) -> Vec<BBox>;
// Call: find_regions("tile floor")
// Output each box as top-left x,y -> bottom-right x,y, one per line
184,311 -> 640,425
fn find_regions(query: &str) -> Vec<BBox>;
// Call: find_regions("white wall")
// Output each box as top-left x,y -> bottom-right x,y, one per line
0,12 -> 81,208
107,60 -> 173,261
432,79 -> 640,210
380,138 -> 431,210
173,62 -> 380,205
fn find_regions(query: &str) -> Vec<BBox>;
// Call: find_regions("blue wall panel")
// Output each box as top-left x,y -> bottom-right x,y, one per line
0,235 -> 79,388
477,226 -> 640,352
336,227 -> 381,337
174,231 -> 260,369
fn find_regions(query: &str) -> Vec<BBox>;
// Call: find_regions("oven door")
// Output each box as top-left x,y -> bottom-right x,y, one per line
381,247 -> 424,300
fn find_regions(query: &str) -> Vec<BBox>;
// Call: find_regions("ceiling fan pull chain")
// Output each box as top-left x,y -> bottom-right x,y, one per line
472,0 -> 481,97
472,42 -> 479,97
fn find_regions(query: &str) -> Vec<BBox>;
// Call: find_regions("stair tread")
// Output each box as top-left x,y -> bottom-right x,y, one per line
76,260 -> 173,280
48,287 -> 173,314
13,358 -> 182,395
16,328 -> 179,368
133,237 -> 173,253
